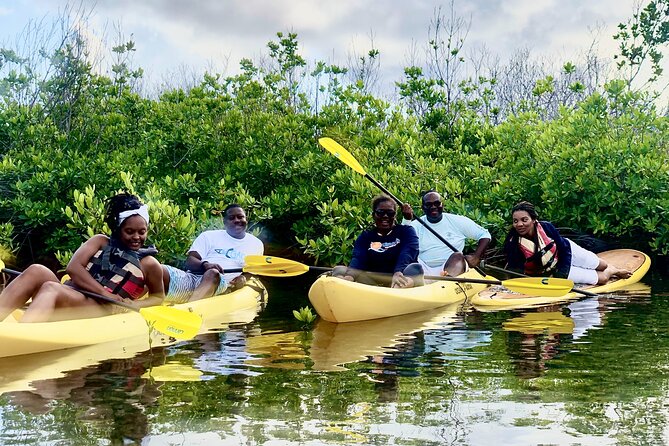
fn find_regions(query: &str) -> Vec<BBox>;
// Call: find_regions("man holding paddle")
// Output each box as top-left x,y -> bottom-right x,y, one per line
162,204 -> 264,303
402,190 -> 491,277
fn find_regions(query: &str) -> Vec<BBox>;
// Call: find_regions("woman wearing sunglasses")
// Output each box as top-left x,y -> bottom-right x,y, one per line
331,195 -> 424,288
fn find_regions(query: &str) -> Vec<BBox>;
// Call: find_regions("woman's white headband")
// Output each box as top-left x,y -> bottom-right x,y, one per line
118,205 -> 150,226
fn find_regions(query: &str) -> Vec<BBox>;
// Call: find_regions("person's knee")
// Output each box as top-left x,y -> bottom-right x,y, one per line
444,253 -> 466,275
37,281 -> 62,295
23,264 -> 55,281
404,263 -> 424,287
448,252 -> 465,265
202,269 -> 221,285
332,266 -> 348,277
404,263 -> 424,277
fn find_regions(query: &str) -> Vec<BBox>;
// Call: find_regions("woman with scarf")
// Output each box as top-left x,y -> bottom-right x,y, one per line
503,201 -> 630,285
0,193 -> 164,322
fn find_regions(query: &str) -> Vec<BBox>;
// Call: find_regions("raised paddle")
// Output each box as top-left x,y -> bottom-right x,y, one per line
0,261 -> 202,340
318,137 -> 486,275
480,261 -> 599,298
242,255 -> 574,297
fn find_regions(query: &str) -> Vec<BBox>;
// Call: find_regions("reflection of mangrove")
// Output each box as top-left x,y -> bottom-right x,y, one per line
246,304 -> 462,371
0,313 -> 265,444
502,282 -> 652,379
2,348 -> 167,444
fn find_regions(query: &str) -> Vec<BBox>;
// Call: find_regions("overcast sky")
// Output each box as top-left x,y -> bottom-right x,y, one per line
0,0 -> 654,95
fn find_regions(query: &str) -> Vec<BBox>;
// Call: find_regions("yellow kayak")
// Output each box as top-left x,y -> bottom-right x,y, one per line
0,277 -> 267,358
308,269 -> 491,323
472,249 -> 650,311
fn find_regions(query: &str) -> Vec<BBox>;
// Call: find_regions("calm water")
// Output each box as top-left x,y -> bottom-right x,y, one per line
1,272 -> 668,445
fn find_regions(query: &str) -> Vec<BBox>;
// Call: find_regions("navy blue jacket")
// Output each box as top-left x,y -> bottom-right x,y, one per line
349,225 -> 419,275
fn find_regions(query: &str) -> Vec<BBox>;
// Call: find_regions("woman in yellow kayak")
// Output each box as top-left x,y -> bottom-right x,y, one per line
504,201 -> 630,285
0,193 -> 164,322
331,194 -> 424,288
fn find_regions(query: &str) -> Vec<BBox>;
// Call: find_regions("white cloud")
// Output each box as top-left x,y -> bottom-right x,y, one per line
1,0 -> 662,93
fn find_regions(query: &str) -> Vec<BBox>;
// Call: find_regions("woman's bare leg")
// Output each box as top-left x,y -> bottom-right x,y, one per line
20,282 -> 109,322
0,265 -> 59,321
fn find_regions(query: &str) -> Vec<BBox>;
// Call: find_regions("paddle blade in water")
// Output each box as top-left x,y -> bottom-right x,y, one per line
503,277 -> 574,297
139,306 -> 202,340
318,137 -> 367,176
243,255 -> 310,277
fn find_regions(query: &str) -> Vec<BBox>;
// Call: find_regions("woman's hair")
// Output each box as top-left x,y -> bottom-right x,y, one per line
105,193 -> 144,235
371,194 -> 396,211
512,201 -> 539,220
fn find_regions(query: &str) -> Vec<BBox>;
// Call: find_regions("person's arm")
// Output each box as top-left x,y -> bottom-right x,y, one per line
394,226 -> 419,273
503,230 -> 525,274
401,203 -> 414,224
346,232 -> 368,280
465,237 -> 491,267
66,234 -> 118,299
541,221 -> 571,277
454,215 -> 491,266
131,256 -> 165,308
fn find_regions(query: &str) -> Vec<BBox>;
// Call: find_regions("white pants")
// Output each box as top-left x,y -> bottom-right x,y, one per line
566,239 -> 601,285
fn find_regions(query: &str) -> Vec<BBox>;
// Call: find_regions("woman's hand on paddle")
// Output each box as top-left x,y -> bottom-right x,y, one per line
401,203 -> 414,220
391,271 -> 414,288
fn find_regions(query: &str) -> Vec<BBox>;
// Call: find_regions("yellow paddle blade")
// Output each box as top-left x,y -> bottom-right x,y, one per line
139,306 -> 202,340
243,255 -> 310,277
318,137 -> 367,176
502,277 -> 574,297
0,259 -> 4,270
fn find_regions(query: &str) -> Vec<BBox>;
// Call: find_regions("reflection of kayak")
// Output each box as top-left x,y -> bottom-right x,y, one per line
246,304 -> 460,371
502,312 -> 575,335
0,293 -> 264,394
472,249 -> 650,311
308,270 -> 489,323
0,277 -> 267,358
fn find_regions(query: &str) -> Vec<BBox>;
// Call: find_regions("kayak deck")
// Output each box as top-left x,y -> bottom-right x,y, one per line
308,269 -> 492,323
472,249 -> 650,311
0,277 -> 267,358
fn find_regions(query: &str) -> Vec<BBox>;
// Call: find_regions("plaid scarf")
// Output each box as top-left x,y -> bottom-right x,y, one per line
518,222 -> 558,275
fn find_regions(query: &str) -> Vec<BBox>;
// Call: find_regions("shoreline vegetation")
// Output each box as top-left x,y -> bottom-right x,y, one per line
0,3 -> 668,271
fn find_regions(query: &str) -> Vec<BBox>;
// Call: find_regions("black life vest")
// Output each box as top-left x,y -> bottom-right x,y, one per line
86,239 -> 146,300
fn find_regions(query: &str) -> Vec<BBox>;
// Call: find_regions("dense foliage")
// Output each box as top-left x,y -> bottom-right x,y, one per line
0,23 -> 668,269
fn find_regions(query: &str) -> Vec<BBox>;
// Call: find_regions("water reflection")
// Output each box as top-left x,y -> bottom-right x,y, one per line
246,303 -> 462,371
2,347 -> 165,444
0,279 -> 665,445
501,282 -> 652,379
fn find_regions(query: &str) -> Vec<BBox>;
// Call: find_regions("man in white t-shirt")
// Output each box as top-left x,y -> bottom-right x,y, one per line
401,190 -> 490,277
162,204 -> 264,303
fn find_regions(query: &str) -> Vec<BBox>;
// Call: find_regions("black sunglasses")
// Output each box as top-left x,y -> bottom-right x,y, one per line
422,200 -> 442,208
373,209 -> 397,218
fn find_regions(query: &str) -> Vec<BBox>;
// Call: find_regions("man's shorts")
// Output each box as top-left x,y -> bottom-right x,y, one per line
164,265 -> 228,304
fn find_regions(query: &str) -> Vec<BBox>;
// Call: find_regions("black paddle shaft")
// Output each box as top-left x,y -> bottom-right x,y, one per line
480,261 -> 598,297
364,173 -> 486,275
